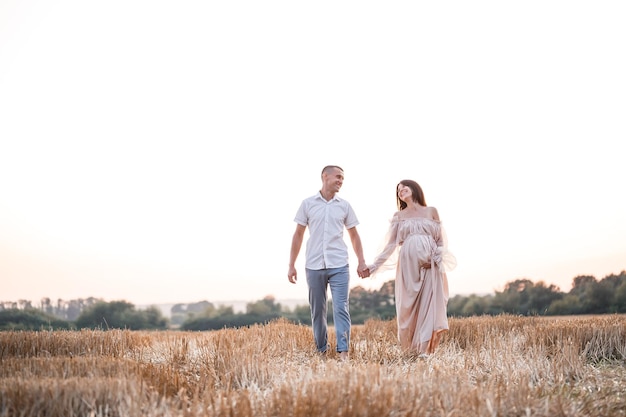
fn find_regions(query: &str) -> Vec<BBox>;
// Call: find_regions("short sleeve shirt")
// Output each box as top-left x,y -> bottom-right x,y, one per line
294,192 -> 360,270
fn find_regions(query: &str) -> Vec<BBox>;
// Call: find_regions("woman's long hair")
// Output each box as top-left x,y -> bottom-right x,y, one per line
396,179 -> 426,210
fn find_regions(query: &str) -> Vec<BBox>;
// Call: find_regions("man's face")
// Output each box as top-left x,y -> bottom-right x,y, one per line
324,168 -> 344,193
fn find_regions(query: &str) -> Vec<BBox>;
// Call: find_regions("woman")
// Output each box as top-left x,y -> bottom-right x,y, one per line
367,180 -> 456,357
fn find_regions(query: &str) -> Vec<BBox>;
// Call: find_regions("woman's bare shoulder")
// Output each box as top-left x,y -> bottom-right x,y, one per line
390,211 -> 402,221
428,206 -> 440,221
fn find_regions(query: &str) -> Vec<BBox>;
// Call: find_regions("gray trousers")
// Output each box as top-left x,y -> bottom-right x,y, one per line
306,265 -> 351,353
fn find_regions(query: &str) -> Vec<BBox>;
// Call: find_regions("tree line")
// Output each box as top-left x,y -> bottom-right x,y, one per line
1,270 -> 625,331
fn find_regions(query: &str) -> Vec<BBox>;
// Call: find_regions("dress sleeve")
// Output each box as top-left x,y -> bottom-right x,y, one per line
367,213 -> 400,277
436,221 -> 457,272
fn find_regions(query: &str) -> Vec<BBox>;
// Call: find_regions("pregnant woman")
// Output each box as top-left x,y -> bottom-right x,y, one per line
366,179 -> 456,358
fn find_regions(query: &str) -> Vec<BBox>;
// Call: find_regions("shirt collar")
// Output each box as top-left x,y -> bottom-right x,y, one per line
316,191 -> 342,202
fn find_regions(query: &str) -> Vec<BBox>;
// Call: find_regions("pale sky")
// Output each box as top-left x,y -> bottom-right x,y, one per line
1,1 -> 625,307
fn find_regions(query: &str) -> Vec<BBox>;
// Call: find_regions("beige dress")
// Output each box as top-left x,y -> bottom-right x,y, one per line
369,213 -> 456,354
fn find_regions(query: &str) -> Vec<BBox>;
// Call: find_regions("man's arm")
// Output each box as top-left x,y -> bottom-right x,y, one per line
347,226 -> 368,278
288,224 -> 306,283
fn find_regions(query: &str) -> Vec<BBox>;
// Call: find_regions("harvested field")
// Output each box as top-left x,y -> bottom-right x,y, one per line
1,314 -> 625,416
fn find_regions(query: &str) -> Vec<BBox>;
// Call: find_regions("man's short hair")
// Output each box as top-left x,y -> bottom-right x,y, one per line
321,165 -> 343,177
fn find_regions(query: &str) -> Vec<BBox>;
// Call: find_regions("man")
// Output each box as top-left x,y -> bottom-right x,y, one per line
287,165 -> 368,361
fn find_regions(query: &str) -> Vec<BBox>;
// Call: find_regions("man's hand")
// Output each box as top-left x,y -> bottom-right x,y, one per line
358,267 -> 371,279
287,266 -> 298,284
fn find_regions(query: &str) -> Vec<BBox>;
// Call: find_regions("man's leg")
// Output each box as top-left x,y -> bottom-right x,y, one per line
306,268 -> 329,353
329,265 -> 350,357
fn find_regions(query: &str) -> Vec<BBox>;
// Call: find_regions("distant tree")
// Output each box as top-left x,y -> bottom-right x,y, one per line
140,306 -> 169,329
348,282 -> 396,323
487,279 -> 563,316
50,297 -> 104,320
570,275 -> 596,300
614,280 -> 626,313
587,278 -> 615,313
599,272 -> 626,313
215,305 -> 235,316
181,296 -> 285,330
378,280 -> 395,305
0,301 -> 17,310
568,275 -> 612,314
548,294 -> 580,315
187,300 -> 214,315
291,304 -> 312,325
0,309 -> 71,331
526,281 -> 563,315
181,309 -> 277,331
246,296 -> 281,316
447,294 -> 469,316
40,297 -> 54,315
75,300 -> 167,330
171,303 -> 187,314
350,286 -> 374,310
491,279 -> 533,314
170,301 -> 217,327
462,294 -> 492,316
65,299 -> 83,321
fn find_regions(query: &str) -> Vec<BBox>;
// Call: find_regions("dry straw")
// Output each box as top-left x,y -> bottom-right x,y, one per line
1,314 -> 624,416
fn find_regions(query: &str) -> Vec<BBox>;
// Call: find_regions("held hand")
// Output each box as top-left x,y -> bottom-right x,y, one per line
419,261 -> 432,270
357,265 -> 371,279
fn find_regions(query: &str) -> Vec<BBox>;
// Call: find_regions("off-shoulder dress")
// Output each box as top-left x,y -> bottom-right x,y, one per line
368,213 -> 456,354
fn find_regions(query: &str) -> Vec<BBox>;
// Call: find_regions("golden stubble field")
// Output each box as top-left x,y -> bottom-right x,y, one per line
1,314 -> 625,417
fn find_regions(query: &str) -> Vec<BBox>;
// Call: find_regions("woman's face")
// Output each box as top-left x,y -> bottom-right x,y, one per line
397,184 -> 412,203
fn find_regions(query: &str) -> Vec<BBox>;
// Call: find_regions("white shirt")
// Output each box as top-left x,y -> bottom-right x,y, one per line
294,192 -> 360,270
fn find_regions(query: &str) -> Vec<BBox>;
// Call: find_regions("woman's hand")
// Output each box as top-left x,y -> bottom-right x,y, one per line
358,266 -> 371,278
